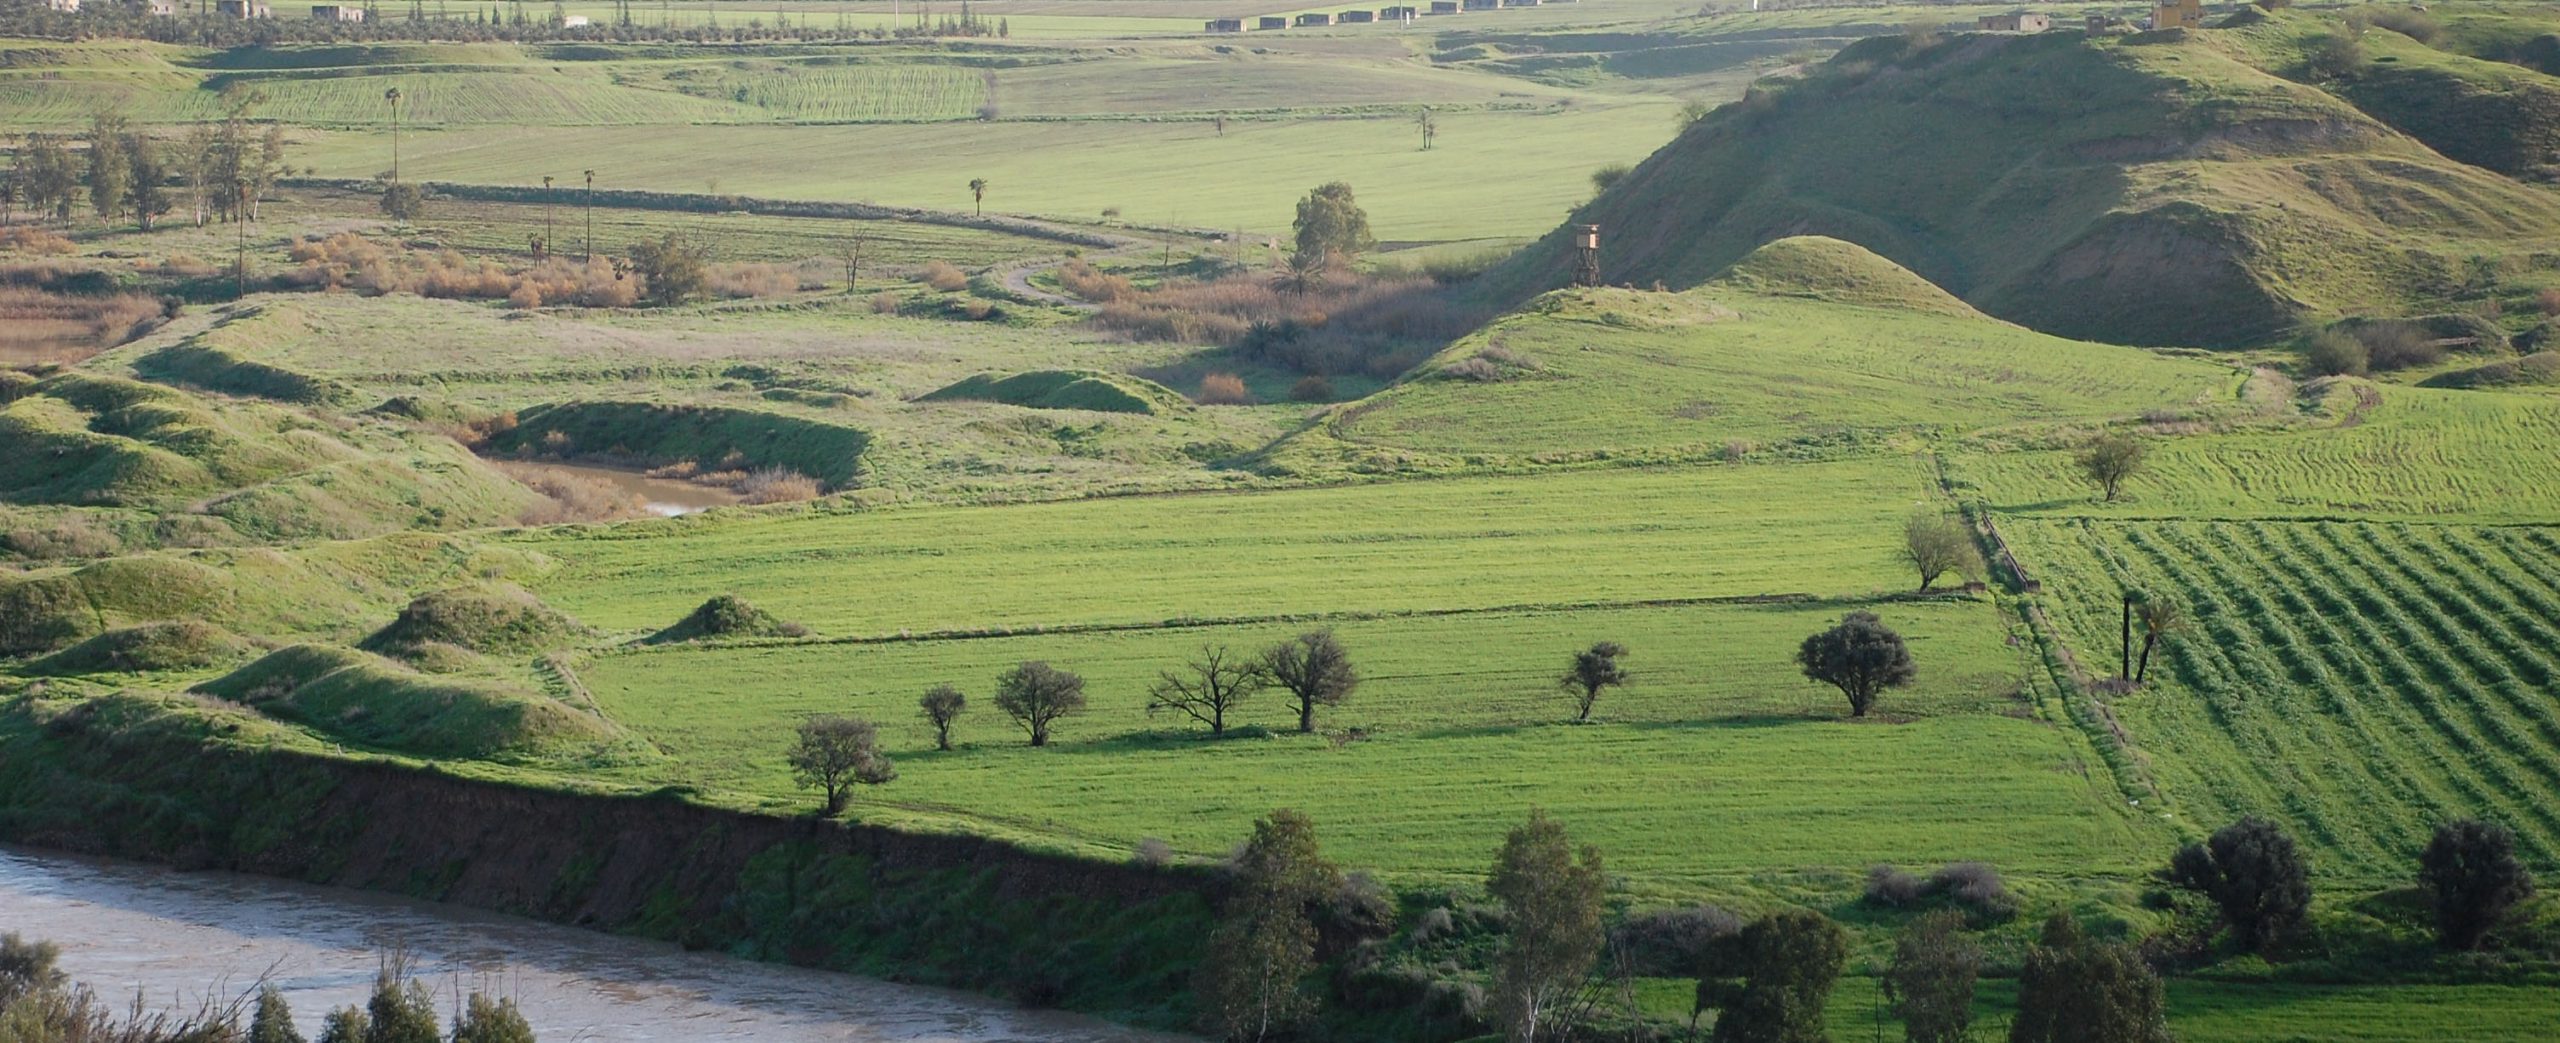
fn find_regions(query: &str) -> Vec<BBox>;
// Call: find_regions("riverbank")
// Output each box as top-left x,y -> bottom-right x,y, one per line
0,844 -> 1180,1041
0,692 -> 1219,1033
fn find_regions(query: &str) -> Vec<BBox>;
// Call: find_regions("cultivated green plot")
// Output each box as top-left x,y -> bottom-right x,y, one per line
380,193 -> 1061,265
1956,385 -> 2560,523
580,600 -> 2139,889
516,456 -> 1943,634
612,60 -> 991,122
2009,517 -> 2560,880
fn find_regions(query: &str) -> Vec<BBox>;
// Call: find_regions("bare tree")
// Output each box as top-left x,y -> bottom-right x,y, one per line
787,715 -> 896,815
1149,645 -> 1269,736
1262,629 -> 1358,733
918,683 -> 966,751
1558,641 -> 1629,723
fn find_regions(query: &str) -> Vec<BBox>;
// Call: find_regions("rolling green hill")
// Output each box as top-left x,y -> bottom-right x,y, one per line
1488,15 -> 2560,347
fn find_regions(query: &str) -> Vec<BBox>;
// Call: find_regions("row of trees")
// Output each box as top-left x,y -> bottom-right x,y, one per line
0,937 -> 535,1043
2166,815 -> 2537,956
4,110 -> 288,232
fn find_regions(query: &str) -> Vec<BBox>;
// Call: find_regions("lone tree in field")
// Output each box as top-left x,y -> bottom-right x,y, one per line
1199,809 -> 1341,1042
2133,597 -> 2187,684
994,660 -> 1087,746
2419,819 -> 2536,951
2078,431 -> 2148,502
1263,629 -> 1358,733
1558,641 -> 1629,723
1796,611 -> 1916,718
1884,910 -> 1979,1043
968,177 -> 988,216
2168,816 -> 2311,955
1900,511 -> 1982,592
2009,914 -> 2169,1043
1695,909 -> 1847,1043
1150,645 -> 1270,737
1291,182 -> 1376,268
918,683 -> 967,751
1488,810 -> 1607,1043
629,232 -> 709,306
788,715 -> 896,815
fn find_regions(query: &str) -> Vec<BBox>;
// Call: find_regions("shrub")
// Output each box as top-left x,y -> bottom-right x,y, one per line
2304,28 -> 2365,80
1410,907 -> 1459,946
733,466 -> 823,504
1589,163 -> 1633,194
1058,259 -> 1133,303
1321,871 -> 1400,948
506,284 -> 542,310
1196,372 -> 1255,405
2537,288 -> 2560,317
1288,374 -> 1335,403
0,227 -> 76,255
1608,905 -> 1741,977
1133,836 -> 1175,867
2302,330 -> 2369,376
2359,6 -> 2442,44
1866,864 -> 1927,907
870,291 -> 902,314
1929,862 -> 2019,923
2168,816 -> 2312,954
2351,320 -> 2444,371
919,260 -> 970,292
2419,819 -> 2536,951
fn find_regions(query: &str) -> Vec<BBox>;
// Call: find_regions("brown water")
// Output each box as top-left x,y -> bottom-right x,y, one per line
0,845 -> 1185,1042
497,460 -> 746,517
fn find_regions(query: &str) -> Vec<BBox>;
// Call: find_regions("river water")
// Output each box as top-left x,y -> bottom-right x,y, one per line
491,459 -> 745,518
0,845 -> 1180,1042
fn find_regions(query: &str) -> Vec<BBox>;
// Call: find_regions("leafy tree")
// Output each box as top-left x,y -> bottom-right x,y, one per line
1558,641 -> 1629,723
365,964 -> 440,1043
967,177 -> 988,216
1262,629 -> 1358,733
1796,611 -> 1916,717
2078,432 -> 2147,502
1291,182 -> 1375,267
1149,645 -> 1269,736
918,683 -> 967,751
1199,809 -> 1340,1042
1900,511 -> 1982,592
2133,597 -> 2187,684
0,933 -> 63,1008
314,1007 -> 369,1043
450,993 -> 536,1043
787,715 -> 896,815
994,660 -> 1087,746
1696,909 -> 1847,1043
2419,819 -> 2536,951
84,114 -> 131,225
2009,914 -> 2170,1043
16,132 -> 78,223
1488,810 -> 1607,1043
380,181 -> 424,221
2167,816 -> 2311,954
1884,910 -> 1979,1043
628,232 -> 709,306
250,986 -> 306,1043
127,133 -> 170,232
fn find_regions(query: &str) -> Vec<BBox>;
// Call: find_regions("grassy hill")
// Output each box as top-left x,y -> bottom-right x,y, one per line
1486,15 -> 2560,346
1288,238 -> 2235,468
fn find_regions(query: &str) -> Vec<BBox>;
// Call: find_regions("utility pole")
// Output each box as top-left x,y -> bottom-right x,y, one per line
582,169 -> 594,263
541,174 -> 555,259
384,87 -> 402,183
234,178 -> 250,298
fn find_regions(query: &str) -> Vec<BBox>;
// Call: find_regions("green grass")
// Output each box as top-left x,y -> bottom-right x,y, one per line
512,456 -> 1944,635
194,643 -> 615,759
378,190 -> 1058,267
2008,517 -> 2560,881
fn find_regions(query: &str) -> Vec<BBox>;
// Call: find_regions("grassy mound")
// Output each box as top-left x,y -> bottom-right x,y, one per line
0,555 -> 235,655
25,621 -> 252,675
1485,20 -> 2560,346
134,343 -> 355,407
485,401 -> 869,489
2422,352 -> 2560,389
193,643 -> 611,758
359,584 -> 590,659
1706,237 -> 1982,318
644,594 -> 804,644
918,370 -> 1189,415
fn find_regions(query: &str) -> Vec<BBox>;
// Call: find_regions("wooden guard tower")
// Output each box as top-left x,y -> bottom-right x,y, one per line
1572,224 -> 1601,286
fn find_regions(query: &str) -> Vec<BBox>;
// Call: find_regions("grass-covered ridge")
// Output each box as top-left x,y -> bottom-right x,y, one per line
919,370 -> 1190,416
193,643 -> 615,759
485,401 -> 871,489
1490,18 -> 2560,346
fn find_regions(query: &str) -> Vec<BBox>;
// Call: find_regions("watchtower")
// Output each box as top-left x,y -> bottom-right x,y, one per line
1572,224 -> 1601,287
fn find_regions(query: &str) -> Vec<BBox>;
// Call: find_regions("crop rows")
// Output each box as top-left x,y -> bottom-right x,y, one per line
2007,517 -> 2560,878
646,63 -> 988,122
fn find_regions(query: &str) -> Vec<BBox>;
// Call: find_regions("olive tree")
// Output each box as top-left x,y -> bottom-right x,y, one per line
2419,819 -> 2536,951
2167,816 -> 2311,954
1695,909 -> 1847,1043
1884,910 -> 1979,1043
1149,645 -> 1270,736
918,683 -> 967,751
787,715 -> 896,814
2077,432 -> 2147,502
1263,630 -> 1358,733
2009,914 -> 2169,1043
1796,611 -> 1916,717
1558,641 -> 1630,723
994,660 -> 1087,747
1900,511 -> 1982,592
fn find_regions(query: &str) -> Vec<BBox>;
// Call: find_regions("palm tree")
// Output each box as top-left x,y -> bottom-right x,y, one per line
541,174 -> 555,257
2134,598 -> 2187,684
967,177 -> 988,216
383,87 -> 403,182
582,169 -> 595,263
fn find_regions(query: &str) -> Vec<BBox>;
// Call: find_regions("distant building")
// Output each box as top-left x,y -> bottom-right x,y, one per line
1976,12 -> 2049,32
1498,0 -> 1540,7
1337,8 -> 1374,22
2152,0 -> 2204,29
561,13 -> 589,26
1461,0 -> 1498,10
1429,0 -> 1460,12
1294,11 -> 1330,25
147,0 -> 177,13
213,0 -> 271,17
1380,4 -> 1418,19
1204,17 -> 1243,31
311,4 -> 365,20
43,0 -> 78,12
1257,15 -> 1286,28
